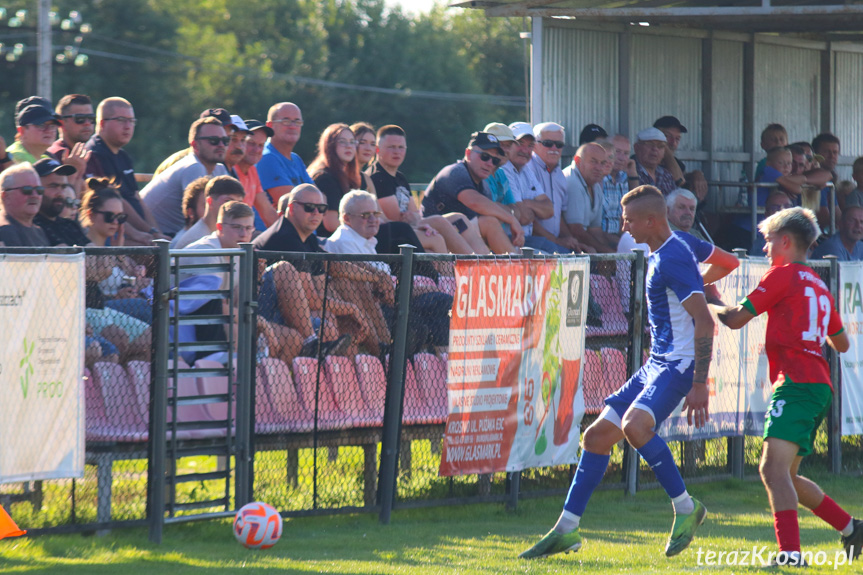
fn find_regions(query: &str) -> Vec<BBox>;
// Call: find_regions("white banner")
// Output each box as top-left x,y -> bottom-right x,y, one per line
658,259 -> 771,440
0,254 -> 85,483
839,262 -> 863,435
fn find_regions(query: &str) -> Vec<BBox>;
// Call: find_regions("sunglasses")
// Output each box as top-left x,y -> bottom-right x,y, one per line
292,201 -> 328,214
538,140 -> 565,149
6,185 -> 44,196
475,151 -> 502,166
351,211 -> 382,221
94,210 -> 128,224
61,113 -> 96,125
196,136 -> 231,146
63,198 -> 81,208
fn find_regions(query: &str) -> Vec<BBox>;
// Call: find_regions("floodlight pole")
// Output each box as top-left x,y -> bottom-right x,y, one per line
36,0 -> 51,99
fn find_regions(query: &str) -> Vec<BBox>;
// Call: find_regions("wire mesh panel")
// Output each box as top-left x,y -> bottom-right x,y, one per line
2,247 -> 159,533
252,250 -> 402,514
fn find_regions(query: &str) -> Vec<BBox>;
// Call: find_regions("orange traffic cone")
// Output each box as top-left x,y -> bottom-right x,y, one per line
0,505 -> 25,539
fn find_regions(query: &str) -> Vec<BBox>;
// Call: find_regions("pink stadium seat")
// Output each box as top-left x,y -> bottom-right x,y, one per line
412,353 -> 448,423
194,359 -> 233,424
403,357 -> 433,425
324,356 -> 380,427
292,357 -> 349,430
437,276 -> 456,296
601,347 -> 629,390
91,362 -> 148,442
582,350 -> 605,414
413,275 -> 437,291
354,354 -> 387,416
257,358 -> 314,433
587,275 -> 628,337
166,358 -> 223,440
84,367 -> 114,441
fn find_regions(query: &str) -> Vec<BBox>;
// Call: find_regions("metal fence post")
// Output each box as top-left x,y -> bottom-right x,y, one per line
235,242 -> 256,506
148,240 -> 171,543
729,248 -> 748,480
379,245 -> 415,524
826,255 -> 842,474
624,249 -> 645,495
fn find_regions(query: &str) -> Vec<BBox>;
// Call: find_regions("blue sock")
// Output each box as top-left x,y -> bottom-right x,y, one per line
563,450 -> 610,517
636,434 -> 686,499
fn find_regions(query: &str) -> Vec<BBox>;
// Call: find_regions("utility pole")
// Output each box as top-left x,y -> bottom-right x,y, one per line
37,0 -> 51,99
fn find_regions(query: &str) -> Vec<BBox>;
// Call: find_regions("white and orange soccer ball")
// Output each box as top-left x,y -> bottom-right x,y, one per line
233,502 -> 283,549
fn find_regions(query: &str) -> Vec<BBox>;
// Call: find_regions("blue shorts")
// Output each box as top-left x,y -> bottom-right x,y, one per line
603,356 -> 693,429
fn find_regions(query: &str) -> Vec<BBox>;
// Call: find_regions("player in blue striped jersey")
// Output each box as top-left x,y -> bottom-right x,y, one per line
520,186 -> 738,560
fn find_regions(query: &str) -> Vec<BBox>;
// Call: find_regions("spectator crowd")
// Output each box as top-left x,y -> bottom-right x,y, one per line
3,93 -> 863,368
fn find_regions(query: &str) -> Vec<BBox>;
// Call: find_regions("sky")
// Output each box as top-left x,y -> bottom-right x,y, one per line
383,0 -> 453,16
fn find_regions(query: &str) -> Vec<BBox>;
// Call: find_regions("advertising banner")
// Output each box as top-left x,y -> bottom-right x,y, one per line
658,259 -> 771,440
0,254 -> 85,483
839,262 -> 863,436
440,257 -> 588,476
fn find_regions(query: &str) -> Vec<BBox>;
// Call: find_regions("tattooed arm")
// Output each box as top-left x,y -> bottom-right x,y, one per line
681,293 -> 714,427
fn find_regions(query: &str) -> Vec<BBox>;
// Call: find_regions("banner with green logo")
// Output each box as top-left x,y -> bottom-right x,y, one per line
0,254 -> 85,483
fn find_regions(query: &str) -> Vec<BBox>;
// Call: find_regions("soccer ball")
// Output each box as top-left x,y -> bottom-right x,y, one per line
233,502 -> 283,549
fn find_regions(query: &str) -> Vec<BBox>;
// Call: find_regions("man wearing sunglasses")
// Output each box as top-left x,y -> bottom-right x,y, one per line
47,94 -> 95,194
422,131 -> 523,254
0,163 -> 50,246
525,122 -> 588,253
141,117 -> 230,236
32,158 -> 90,247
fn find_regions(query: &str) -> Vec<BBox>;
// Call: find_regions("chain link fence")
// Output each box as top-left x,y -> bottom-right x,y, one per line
4,247 -> 861,538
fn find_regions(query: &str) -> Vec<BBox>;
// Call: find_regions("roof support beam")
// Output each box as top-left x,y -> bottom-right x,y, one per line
483,4 -> 863,19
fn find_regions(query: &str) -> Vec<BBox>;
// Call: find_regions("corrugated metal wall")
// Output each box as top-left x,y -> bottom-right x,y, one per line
753,43 -> 821,147
629,34 -> 702,151
712,39 -> 745,186
835,50 -> 863,159
541,26 -> 618,145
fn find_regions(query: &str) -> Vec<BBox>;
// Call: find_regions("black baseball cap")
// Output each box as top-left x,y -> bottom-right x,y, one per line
199,107 -> 232,127
33,157 -> 76,177
16,105 -> 60,127
653,115 -> 688,133
468,131 -> 504,154
578,124 -> 608,145
245,119 -> 274,137
15,96 -> 52,117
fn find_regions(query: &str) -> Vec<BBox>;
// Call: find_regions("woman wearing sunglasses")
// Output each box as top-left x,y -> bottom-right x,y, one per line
80,178 -> 153,363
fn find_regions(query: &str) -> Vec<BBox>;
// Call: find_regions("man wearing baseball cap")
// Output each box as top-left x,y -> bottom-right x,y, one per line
629,127 -> 676,195
236,119 -> 278,230
653,115 -> 708,202
422,131 -> 523,254
6,105 -> 60,165
499,122 -> 563,253
32,158 -> 90,246
154,108 -> 239,175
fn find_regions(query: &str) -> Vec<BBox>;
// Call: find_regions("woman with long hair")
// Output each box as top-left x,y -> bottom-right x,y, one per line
308,123 -> 362,237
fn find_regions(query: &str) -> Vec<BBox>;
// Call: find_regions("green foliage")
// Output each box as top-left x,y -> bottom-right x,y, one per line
1,0 -> 527,181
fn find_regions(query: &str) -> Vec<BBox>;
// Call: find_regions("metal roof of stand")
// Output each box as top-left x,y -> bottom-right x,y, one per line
454,1 -> 863,39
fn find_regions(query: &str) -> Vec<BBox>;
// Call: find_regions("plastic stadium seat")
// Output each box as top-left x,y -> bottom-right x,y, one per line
166,358 -> 223,440
292,357 -> 349,430
324,356 -> 380,427
412,353 -> 448,423
413,275 -> 438,291
354,354 -> 387,416
257,358 -> 314,433
582,350 -> 606,414
84,367 -> 114,441
587,275 -> 629,337
194,359 -> 233,423
601,347 -> 629,390
437,276 -> 456,296
384,354 -> 431,425
91,361 -> 148,442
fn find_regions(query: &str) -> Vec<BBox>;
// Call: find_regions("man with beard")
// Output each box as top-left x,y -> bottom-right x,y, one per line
33,158 -> 89,246
47,93 -> 94,194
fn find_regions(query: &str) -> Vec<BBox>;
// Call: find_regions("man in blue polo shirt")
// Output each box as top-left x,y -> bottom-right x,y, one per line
255,102 -> 314,216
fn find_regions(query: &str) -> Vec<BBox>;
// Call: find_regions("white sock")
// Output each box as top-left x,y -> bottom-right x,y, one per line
553,510 -> 580,533
672,491 -> 694,515
840,518 -> 854,537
